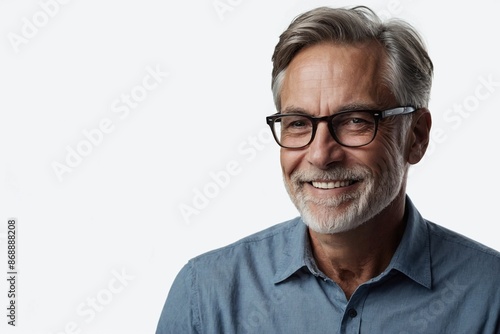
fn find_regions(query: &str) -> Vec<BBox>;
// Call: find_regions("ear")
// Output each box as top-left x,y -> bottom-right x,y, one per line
407,108 -> 432,165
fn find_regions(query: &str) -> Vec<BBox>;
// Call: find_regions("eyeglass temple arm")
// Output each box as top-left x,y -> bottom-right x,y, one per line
381,106 -> 416,118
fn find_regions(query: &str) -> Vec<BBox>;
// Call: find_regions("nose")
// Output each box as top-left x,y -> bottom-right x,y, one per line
306,122 -> 345,169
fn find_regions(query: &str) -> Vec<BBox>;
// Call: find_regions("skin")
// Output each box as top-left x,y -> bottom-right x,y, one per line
280,42 -> 431,300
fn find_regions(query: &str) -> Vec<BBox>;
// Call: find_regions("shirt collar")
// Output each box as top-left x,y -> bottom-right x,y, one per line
273,218 -> 314,284
387,196 -> 432,289
273,196 -> 432,289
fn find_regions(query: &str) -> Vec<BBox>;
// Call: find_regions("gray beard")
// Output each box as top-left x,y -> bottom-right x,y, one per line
284,158 -> 406,234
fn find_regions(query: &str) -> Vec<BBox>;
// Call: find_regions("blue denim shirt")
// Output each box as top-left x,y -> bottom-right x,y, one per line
156,197 -> 500,333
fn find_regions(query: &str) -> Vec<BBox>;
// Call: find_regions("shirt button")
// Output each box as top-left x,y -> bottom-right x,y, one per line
348,308 -> 358,318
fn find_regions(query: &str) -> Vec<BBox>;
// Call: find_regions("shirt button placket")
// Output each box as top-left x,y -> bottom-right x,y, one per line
342,305 -> 362,333
348,308 -> 358,318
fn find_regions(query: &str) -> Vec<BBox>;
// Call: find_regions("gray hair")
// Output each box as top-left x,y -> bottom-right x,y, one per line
271,6 -> 433,112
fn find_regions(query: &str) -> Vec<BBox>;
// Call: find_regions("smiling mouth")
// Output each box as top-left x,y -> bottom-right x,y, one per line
310,180 -> 358,189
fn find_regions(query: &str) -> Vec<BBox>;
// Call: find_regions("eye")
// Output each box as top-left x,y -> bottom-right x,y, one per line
350,117 -> 369,124
332,111 -> 376,134
281,116 -> 311,130
289,120 -> 307,128
336,112 -> 374,125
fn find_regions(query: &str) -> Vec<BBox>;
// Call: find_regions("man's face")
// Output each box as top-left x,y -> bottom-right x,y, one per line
280,42 -> 408,234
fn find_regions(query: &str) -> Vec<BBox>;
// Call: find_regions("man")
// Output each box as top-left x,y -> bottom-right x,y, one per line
156,6 -> 500,333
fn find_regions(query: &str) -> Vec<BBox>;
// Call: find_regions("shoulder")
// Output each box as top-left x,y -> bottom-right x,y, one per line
426,219 -> 500,273
427,219 -> 500,257
189,217 -> 302,268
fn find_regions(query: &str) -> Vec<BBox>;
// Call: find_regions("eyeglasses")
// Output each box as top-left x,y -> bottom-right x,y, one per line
266,106 -> 416,149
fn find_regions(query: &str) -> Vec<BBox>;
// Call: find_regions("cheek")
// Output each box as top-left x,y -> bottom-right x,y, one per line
280,149 -> 304,179
352,151 -> 385,177
369,134 -> 405,175
354,133 -> 402,177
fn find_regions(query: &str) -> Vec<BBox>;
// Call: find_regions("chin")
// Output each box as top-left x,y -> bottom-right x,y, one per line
299,199 -> 368,234
289,176 -> 374,234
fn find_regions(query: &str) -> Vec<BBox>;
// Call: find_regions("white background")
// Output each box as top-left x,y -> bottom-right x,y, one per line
1,0 -> 499,333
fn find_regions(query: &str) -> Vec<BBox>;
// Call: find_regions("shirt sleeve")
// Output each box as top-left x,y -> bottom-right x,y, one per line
155,262 -> 200,334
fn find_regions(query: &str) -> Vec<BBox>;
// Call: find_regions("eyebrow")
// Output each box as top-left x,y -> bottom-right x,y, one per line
281,103 -> 383,115
281,106 -> 308,115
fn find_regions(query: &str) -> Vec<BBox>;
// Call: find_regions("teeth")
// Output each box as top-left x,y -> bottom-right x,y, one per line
311,180 -> 354,189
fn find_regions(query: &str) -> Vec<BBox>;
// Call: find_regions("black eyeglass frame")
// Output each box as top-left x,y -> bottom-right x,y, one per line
266,106 -> 417,149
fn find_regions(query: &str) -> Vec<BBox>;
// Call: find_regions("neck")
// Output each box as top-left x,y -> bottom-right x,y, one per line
308,193 -> 407,300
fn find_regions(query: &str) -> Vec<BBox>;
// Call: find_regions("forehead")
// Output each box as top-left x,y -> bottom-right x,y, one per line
281,42 -> 394,113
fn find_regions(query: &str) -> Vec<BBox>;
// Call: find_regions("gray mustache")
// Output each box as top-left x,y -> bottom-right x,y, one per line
290,166 -> 369,183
